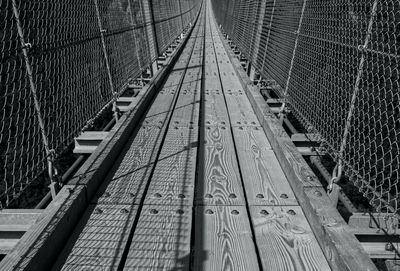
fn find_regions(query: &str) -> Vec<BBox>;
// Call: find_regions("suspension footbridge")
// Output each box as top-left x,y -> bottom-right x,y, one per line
0,0 -> 399,270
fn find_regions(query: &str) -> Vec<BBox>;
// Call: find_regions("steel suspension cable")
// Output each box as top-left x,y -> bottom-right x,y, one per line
11,0 -> 60,199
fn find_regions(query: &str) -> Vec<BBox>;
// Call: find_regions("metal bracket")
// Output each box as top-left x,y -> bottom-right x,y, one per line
327,164 -> 342,206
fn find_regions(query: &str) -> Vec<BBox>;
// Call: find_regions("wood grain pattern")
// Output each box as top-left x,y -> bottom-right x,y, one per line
305,187 -> 377,268
249,206 -> 331,271
275,137 -> 322,187
124,205 -> 192,270
144,86 -> 179,126
193,206 -> 259,271
1,13 -> 201,270
203,90 -> 231,126
55,204 -> 139,271
93,124 -> 166,205
218,25 -> 377,271
172,76 -> 201,126
0,185 -> 86,271
145,127 -> 198,205
224,90 -> 260,127
197,126 -> 245,205
232,126 -> 298,206
145,60 -> 189,127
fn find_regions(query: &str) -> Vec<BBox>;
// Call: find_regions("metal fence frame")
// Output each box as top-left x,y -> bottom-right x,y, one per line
212,0 -> 400,217
0,0 -> 201,207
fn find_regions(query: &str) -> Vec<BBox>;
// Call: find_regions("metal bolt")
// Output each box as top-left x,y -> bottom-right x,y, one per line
154,193 -> 162,198
229,193 -> 237,199
178,194 -> 186,199
231,210 -> 239,215
120,208 -> 129,214
176,209 -> 184,215
256,194 -> 264,199
385,243 -> 394,251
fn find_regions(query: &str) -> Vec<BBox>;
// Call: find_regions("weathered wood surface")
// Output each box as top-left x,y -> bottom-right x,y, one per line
218,19 -> 377,271
145,127 -> 198,206
232,126 -> 297,206
124,205 -> 192,270
306,187 -> 381,268
197,126 -> 245,205
93,124 -> 166,205
0,209 -> 45,254
1,185 -> 86,271
144,86 -> 181,126
171,70 -> 202,126
193,206 -> 259,271
224,90 -> 261,127
54,204 -> 139,270
203,89 -> 231,126
250,206 -> 331,271
0,8 -> 203,271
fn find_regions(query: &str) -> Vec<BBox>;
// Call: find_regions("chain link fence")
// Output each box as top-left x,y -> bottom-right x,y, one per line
212,0 -> 400,216
0,0 -> 200,207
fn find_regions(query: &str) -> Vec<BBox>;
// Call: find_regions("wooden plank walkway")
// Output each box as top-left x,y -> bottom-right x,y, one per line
51,1 -> 332,270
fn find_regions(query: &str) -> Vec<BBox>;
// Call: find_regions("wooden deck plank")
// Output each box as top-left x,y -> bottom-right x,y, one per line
203,90 -> 231,126
171,104 -> 201,127
145,127 -> 198,205
224,90 -> 261,127
232,126 -> 298,206
219,23 -> 377,270
54,204 -> 139,271
172,76 -> 201,126
124,205 -> 192,270
92,124 -> 166,205
249,206 -> 331,271
197,126 -> 245,205
0,185 -> 87,271
143,86 -> 180,126
193,206 -> 260,271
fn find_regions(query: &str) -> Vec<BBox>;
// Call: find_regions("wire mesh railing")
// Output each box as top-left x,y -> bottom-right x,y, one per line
212,0 -> 400,217
0,0 -> 201,207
